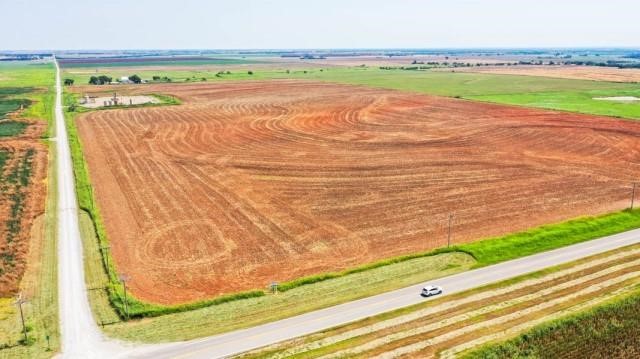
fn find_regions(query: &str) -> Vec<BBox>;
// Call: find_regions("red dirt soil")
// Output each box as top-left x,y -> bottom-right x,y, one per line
0,120 -> 47,296
75,80 -> 640,305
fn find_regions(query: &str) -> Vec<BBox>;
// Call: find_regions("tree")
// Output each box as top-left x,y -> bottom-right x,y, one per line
64,78 -> 74,86
247,71 -> 253,75
89,75 -> 110,85
97,75 -> 112,85
152,76 -> 161,81
128,74 -> 142,84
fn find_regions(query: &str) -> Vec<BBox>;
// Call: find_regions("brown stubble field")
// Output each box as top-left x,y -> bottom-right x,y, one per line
74,80 -> 640,305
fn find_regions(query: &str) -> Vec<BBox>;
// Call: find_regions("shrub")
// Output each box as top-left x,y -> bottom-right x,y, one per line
128,74 -> 142,84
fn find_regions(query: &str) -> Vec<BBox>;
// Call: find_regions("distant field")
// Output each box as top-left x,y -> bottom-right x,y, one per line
449,65 -> 640,83
58,56 -> 260,68
281,67 -> 640,119
72,80 -> 640,305
64,65 -> 640,120
281,67 -> 632,96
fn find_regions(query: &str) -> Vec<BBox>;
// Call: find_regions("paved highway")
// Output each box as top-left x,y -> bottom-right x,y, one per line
52,57 -> 640,358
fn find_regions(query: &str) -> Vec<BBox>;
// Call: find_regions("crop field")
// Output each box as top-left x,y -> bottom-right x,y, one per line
0,61 -> 55,356
465,288 -> 640,358
449,65 -> 640,83
73,80 -> 640,305
237,245 -> 640,359
0,65 -> 50,297
0,142 -> 46,293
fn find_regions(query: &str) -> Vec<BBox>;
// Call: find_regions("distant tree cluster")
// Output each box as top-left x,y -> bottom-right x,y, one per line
563,60 -> 640,69
89,75 -> 112,85
152,75 -> 172,82
64,78 -> 74,86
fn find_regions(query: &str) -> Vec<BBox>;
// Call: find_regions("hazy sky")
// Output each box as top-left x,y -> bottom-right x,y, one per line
2,0 -> 639,50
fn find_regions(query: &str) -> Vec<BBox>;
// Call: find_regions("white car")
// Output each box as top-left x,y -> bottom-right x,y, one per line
421,285 -> 443,297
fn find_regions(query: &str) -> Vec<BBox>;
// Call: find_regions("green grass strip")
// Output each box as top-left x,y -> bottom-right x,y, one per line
459,209 -> 640,267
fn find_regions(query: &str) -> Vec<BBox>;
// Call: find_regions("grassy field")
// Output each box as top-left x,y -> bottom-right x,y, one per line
463,287 -> 640,358
0,62 -> 55,119
0,98 -> 31,119
470,88 -> 640,120
283,67 -> 633,95
0,61 -> 58,358
61,67 -> 285,85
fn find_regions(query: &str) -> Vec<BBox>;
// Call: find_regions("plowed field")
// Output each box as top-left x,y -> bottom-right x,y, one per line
76,80 -> 640,304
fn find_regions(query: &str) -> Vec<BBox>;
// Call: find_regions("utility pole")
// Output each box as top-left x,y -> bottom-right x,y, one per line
447,213 -> 453,248
15,293 -> 28,344
632,182 -> 637,210
119,274 -> 129,320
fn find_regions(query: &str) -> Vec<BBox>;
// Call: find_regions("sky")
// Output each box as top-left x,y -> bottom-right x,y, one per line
2,0 -> 640,50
